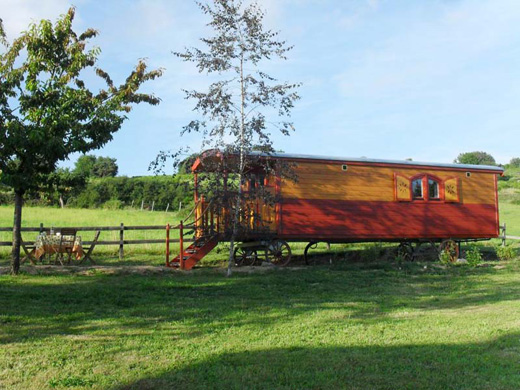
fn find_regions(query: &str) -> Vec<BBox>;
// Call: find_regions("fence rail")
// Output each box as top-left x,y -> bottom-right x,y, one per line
0,223 -> 195,260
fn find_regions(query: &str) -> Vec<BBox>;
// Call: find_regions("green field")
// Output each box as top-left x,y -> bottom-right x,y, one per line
0,195 -> 520,389
499,201 -> 520,236
1,261 -> 519,389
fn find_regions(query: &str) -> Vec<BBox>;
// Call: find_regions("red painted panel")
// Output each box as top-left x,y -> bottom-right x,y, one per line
280,199 -> 499,240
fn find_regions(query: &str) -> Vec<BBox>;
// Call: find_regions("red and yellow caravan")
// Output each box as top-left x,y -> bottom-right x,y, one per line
169,152 -> 504,269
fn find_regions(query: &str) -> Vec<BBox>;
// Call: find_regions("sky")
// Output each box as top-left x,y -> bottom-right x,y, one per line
1,0 -> 519,175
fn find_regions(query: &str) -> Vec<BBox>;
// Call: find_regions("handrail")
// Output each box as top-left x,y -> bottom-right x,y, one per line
188,200 -> 214,226
182,200 -> 201,224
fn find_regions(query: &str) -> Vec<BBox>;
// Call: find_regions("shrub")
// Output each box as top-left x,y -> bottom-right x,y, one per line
465,246 -> 482,267
0,191 -> 14,205
102,198 -> 123,210
509,157 -> 520,168
360,243 -> 384,261
439,249 -> 453,265
496,245 -> 517,261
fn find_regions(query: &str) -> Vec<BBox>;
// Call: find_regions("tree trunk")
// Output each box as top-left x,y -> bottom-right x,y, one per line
59,194 -> 65,208
226,178 -> 243,277
11,191 -> 23,275
226,54 -> 247,277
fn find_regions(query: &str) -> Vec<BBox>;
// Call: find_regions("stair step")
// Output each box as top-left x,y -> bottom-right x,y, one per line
172,256 -> 190,261
170,236 -> 219,270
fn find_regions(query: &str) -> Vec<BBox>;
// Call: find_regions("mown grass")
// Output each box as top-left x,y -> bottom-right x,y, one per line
1,260 -> 519,389
499,201 -> 520,236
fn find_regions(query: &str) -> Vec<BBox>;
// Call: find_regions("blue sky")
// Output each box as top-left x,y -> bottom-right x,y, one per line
2,0 -> 519,175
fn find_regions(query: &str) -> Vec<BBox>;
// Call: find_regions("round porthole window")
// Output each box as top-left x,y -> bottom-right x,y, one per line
466,172 -> 471,178
342,164 -> 348,171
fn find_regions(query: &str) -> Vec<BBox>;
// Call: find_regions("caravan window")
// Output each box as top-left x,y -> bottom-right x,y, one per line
412,178 -> 423,199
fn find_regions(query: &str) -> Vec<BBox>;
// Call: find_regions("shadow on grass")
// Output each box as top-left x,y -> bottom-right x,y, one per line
110,333 -> 520,390
1,262 -> 518,346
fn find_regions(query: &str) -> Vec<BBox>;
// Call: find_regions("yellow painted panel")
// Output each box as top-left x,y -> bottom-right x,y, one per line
395,174 -> 411,201
445,178 -> 460,202
281,162 -> 496,204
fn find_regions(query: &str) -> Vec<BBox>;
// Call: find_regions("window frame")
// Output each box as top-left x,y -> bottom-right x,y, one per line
428,178 -> 441,200
409,173 -> 444,202
411,177 -> 424,200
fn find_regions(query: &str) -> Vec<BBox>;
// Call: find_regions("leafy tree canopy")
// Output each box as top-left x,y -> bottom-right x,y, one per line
0,8 -> 163,273
509,157 -> 520,168
0,8 -> 162,193
75,155 -> 118,177
454,151 -> 496,166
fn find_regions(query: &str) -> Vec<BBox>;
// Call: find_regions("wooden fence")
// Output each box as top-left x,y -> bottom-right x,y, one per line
0,224 -> 194,260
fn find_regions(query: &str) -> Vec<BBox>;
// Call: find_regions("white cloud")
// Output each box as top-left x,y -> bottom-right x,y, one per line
0,0 -> 76,39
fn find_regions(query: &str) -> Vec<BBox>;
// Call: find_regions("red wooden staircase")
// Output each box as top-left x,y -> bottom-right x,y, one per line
168,234 -> 219,270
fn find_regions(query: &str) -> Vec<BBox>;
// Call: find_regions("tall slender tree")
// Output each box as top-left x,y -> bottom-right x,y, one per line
0,9 -> 163,274
174,0 -> 300,275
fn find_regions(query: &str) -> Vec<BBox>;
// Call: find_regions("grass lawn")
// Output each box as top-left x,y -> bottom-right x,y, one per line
499,201 -> 520,236
1,261 -> 519,389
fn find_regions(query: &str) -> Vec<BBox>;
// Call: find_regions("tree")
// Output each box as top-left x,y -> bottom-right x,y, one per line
454,151 -> 496,166
509,157 -> 520,168
75,155 -> 118,177
74,155 -> 97,178
47,168 -> 87,208
172,0 -> 300,275
0,9 -> 163,274
92,156 -> 118,177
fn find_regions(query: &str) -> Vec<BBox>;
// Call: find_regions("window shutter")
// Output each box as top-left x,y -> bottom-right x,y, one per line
444,178 -> 460,202
395,173 -> 411,201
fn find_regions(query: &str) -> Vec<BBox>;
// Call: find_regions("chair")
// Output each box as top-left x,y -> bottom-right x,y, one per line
22,229 -> 51,264
20,238 -> 37,265
56,228 -> 77,265
80,230 -> 101,265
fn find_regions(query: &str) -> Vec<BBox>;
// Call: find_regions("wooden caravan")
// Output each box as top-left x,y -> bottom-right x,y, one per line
168,151 -> 504,269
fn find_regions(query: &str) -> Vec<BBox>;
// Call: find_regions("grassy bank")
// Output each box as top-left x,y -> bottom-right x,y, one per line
1,261 -> 519,389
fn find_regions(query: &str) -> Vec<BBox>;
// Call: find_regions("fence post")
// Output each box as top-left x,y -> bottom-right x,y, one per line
39,223 -> 44,234
502,223 -> 506,247
119,223 -> 124,260
179,220 -> 184,270
166,223 -> 170,266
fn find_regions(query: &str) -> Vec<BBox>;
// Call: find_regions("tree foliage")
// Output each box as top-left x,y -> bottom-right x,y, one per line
70,175 -> 192,210
46,168 -> 87,208
75,155 -> 119,178
509,157 -> 520,168
170,0 -> 300,274
0,8 -> 163,273
454,151 -> 496,166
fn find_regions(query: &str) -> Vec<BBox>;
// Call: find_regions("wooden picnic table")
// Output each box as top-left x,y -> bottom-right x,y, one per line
22,230 -> 100,265
28,232 -> 84,264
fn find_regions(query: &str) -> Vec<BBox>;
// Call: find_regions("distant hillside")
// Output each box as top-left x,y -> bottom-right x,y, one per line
498,166 -> 520,204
